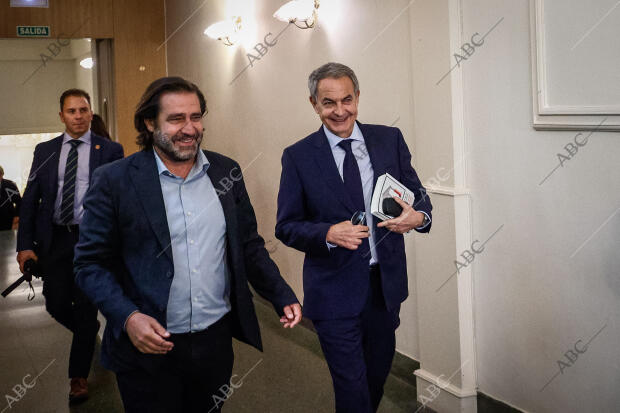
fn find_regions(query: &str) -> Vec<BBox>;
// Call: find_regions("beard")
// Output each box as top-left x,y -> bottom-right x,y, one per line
153,127 -> 203,162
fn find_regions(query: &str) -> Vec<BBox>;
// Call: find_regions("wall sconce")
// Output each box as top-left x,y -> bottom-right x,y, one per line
204,16 -> 243,46
80,57 -> 94,69
273,0 -> 320,29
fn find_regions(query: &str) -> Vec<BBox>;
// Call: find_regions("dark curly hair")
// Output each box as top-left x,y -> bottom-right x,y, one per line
134,77 -> 207,149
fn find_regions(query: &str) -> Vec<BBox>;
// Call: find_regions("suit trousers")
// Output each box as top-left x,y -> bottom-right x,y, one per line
313,265 -> 401,413
41,224 -> 100,378
115,312 -> 234,413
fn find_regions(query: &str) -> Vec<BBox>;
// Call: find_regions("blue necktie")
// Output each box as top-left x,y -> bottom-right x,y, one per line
338,139 -> 365,211
59,140 -> 82,224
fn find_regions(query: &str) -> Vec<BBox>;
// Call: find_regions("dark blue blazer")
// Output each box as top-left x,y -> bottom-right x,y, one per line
275,122 -> 432,320
17,133 -> 124,255
74,149 -> 298,372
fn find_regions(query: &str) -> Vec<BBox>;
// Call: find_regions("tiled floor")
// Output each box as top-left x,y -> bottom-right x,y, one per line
0,230 -> 423,412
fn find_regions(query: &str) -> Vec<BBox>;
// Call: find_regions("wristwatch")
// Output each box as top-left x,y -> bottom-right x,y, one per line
421,213 -> 430,227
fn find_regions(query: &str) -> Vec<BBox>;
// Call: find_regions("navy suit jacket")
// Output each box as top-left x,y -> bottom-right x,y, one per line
275,122 -> 432,320
17,133 -> 124,255
74,149 -> 298,372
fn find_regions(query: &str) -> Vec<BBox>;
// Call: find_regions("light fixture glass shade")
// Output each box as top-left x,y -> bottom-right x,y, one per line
79,57 -> 94,69
204,16 -> 242,46
273,0 -> 318,25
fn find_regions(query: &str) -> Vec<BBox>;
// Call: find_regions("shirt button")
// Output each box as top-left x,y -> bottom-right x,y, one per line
190,239 -> 194,244
187,212 -> 192,216
192,269 -> 197,273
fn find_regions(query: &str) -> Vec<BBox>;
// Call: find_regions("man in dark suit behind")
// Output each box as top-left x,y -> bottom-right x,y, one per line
74,77 -> 302,413
0,165 -> 21,230
16,89 -> 124,402
276,62 -> 433,413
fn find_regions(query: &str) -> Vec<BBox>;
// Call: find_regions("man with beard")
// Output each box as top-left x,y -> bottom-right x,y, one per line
17,89 -> 123,403
74,77 -> 302,413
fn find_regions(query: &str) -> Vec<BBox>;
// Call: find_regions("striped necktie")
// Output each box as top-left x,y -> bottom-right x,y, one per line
59,139 -> 83,224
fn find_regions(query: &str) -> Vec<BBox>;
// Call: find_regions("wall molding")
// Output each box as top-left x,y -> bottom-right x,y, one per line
425,185 -> 470,196
529,0 -> 620,130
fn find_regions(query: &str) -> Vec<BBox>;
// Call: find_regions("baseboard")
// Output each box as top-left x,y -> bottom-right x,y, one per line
477,392 -> 526,413
414,368 -> 477,398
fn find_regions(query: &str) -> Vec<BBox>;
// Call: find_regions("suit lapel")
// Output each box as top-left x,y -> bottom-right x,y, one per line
47,135 -> 63,204
358,122 -> 388,184
359,122 -> 393,231
128,150 -> 173,262
205,152 -> 237,247
310,127 -> 356,214
89,134 -> 103,181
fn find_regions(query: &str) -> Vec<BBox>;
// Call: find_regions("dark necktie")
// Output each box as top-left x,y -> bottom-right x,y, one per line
59,139 -> 82,224
338,139 -> 365,211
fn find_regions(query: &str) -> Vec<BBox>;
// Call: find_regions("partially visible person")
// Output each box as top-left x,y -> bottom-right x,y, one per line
90,114 -> 112,140
0,166 -> 21,230
16,88 -> 124,403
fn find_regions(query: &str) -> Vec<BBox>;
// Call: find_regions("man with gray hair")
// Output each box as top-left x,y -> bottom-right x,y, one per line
276,62 -> 433,412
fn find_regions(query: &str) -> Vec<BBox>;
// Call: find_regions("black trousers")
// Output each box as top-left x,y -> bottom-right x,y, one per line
313,265 -> 401,413
41,224 -> 99,379
116,313 -> 235,413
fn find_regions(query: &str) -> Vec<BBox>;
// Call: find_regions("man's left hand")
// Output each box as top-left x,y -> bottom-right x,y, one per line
280,303 -> 302,328
377,197 -> 424,234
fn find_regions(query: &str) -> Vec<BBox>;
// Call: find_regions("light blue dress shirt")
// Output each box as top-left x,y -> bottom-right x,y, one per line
53,131 -> 91,225
154,150 -> 231,334
323,124 -> 431,265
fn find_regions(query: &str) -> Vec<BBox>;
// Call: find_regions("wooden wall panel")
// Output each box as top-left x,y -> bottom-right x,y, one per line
112,0 -> 166,154
0,0 -> 167,154
0,0 -> 114,38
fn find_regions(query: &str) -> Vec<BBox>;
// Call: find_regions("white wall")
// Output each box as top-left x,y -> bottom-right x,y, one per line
0,59 -> 76,135
165,0 -> 427,359
164,1 -> 620,411
0,133 -> 62,192
461,1 -> 620,411
0,38 -> 95,135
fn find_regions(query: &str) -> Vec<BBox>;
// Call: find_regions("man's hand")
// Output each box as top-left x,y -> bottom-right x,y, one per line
11,217 -> 18,230
377,197 -> 425,234
125,312 -> 174,354
16,250 -> 37,274
326,221 -> 369,250
279,303 -> 302,328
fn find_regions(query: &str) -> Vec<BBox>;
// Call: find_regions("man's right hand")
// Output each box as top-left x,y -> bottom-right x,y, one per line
125,312 -> 174,355
16,250 -> 37,274
326,221 -> 369,250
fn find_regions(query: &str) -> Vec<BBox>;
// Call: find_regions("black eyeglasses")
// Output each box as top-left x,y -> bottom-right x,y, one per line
351,211 -> 366,226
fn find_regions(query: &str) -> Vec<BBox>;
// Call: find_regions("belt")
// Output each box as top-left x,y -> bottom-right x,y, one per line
170,312 -> 231,337
52,223 -> 79,233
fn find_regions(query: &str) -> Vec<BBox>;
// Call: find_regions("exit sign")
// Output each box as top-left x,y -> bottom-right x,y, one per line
16,26 -> 50,37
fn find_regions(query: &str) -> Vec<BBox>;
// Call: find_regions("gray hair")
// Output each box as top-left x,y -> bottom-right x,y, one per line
308,62 -> 359,101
